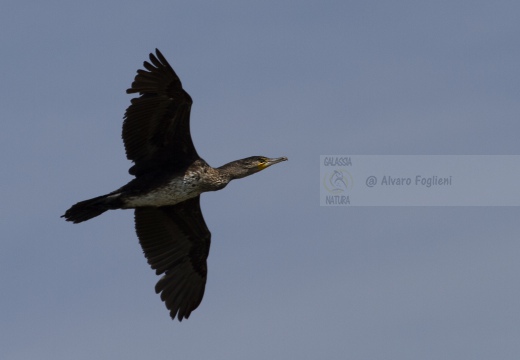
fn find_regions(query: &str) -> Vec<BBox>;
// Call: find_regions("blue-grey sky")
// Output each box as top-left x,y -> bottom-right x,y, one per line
2,1 -> 520,359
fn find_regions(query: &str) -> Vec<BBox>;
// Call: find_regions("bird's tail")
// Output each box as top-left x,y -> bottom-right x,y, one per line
62,193 -> 121,224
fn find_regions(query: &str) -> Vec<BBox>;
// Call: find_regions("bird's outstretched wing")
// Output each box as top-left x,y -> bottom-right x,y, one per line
134,196 -> 211,321
123,49 -> 199,176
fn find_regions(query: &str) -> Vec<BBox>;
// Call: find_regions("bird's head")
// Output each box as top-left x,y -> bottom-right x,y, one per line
219,156 -> 288,180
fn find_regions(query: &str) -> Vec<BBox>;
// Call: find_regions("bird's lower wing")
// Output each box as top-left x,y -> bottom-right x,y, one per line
134,196 -> 211,321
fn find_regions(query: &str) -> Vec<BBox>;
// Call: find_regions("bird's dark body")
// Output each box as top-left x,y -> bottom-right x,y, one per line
62,49 -> 286,321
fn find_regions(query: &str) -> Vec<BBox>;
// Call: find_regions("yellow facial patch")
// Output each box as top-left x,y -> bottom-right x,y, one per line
257,163 -> 268,170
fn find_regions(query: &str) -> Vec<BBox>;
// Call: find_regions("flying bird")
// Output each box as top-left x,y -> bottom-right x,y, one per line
62,49 -> 287,321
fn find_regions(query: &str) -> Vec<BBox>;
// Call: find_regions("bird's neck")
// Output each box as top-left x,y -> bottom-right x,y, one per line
217,160 -> 249,180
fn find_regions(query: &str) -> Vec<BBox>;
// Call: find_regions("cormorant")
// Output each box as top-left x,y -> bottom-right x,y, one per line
62,49 -> 287,321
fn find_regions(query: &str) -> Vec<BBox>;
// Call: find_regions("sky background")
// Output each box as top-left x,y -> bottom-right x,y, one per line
2,1 -> 520,359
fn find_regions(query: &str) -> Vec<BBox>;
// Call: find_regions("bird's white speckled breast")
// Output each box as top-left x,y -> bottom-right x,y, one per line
123,172 -> 204,207
121,163 -> 229,208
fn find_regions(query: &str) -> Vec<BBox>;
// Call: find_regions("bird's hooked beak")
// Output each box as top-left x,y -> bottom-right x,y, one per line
258,156 -> 288,170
